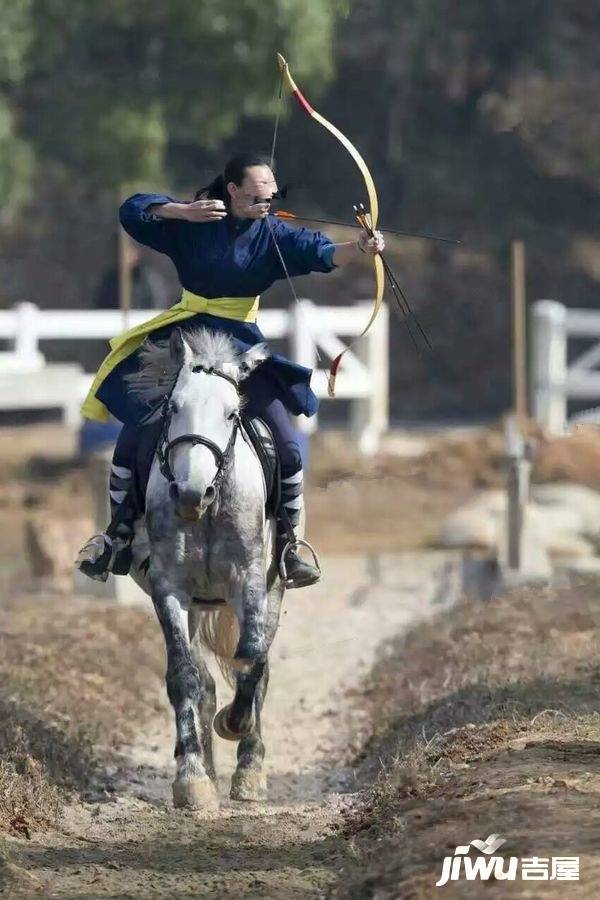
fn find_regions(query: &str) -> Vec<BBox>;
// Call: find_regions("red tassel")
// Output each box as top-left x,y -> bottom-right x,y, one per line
328,353 -> 343,397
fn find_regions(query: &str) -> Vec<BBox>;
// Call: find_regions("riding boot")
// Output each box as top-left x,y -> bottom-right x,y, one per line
76,459 -> 135,581
276,534 -> 321,589
276,469 -> 321,589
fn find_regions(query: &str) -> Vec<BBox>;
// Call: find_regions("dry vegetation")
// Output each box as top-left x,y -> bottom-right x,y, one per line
338,577 -> 600,898
0,595 -> 164,838
5,421 -> 600,565
309,423 -> 600,553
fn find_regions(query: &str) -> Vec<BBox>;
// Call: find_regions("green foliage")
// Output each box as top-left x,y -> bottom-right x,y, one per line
2,0 -> 348,196
0,0 -> 33,83
389,0 -> 550,112
0,0 -> 35,216
0,98 -> 34,220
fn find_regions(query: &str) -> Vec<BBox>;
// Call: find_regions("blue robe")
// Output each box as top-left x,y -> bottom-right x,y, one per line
96,193 -> 336,425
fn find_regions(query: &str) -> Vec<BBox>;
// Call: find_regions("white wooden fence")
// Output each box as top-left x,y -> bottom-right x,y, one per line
532,299 -> 600,434
0,300 -> 389,453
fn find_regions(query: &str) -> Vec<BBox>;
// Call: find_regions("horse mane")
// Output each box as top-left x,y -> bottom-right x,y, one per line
125,328 -> 242,407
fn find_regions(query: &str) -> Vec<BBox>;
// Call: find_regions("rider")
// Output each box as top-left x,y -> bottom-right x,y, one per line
77,152 -> 384,588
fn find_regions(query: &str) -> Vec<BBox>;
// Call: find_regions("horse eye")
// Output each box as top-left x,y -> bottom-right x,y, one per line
169,400 -> 180,414
227,410 -> 237,420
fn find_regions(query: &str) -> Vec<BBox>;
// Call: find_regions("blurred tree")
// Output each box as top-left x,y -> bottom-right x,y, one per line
337,0 -> 599,191
0,0 -> 35,217
9,0 -> 347,192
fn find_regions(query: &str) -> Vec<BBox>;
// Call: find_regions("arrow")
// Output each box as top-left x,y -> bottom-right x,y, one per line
274,209 -> 460,245
354,202 -> 433,353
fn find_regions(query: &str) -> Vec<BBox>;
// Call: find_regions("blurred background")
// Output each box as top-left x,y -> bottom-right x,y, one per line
2,3 -> 600,895
1,0 -> 598,419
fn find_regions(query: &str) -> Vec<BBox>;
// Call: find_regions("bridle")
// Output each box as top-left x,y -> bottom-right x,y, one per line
156,365 -> 241,492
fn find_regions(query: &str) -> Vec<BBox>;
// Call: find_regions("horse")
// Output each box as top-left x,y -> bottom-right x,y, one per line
125,326 -> 287,808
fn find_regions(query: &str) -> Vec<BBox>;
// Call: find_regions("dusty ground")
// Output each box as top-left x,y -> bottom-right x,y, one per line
337,577 -> 600,898
1,553 -> 458,898
4,422 -> 600,897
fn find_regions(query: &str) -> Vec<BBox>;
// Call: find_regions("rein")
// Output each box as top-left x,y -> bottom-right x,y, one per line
156,365 -> 241,491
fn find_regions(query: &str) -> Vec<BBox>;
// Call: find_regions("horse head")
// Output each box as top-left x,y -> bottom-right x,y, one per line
163,328 -> 269,521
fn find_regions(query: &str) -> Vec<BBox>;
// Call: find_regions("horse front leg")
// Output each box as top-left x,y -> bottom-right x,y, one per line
188,604 -> 217,784
229,568 -> 283,800
230,560 -> 269,670
230,660 -> 269,801
214,563 -> 283,800
212,570 -> 269,745
151,576 -> 218,809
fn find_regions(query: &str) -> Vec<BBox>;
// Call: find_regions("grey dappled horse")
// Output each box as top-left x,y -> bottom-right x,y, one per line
128,328 -> 287,807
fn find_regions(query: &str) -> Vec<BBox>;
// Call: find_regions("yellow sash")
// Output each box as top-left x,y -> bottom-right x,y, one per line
81,291 -> 260,421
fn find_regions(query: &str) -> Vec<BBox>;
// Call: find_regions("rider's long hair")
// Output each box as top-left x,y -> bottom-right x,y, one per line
195,153 -> 274,206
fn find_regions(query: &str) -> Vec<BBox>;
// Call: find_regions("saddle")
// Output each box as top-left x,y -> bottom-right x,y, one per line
131,414 -> 279,517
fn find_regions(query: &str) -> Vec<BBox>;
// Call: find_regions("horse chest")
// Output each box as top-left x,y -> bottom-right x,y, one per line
176,523 -> 248,592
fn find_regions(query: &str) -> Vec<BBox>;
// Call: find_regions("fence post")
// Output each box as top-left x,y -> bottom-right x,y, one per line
14,302 -> 44,367
531,300 -> 567,434
504,415 -> 530,571
351,302 -> 389,454
290,300 -> 318,435
511,240 -> 528,419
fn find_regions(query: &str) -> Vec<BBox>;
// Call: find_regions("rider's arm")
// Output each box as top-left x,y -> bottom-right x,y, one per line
268,220 -> 337,278
119,193 -> 185,255
269,219 -> 384,276
331,241 -> 368,267
332,230 -> 385,266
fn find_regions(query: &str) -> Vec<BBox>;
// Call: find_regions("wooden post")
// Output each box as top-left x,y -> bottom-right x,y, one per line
511,240 -> 527,420
118,226 -> 133,331
118,187 -> 133,330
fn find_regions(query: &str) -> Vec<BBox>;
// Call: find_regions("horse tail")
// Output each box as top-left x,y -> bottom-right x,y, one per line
197,606 -> 240,687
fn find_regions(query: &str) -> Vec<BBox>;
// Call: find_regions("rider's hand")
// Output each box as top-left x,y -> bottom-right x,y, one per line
245,199 -> 271,220
358,229 -> 385,254
179,199 -> 227,222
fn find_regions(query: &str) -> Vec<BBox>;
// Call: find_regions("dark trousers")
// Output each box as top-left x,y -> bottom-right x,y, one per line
113,367 -> 302,481
110,367 -> 305,543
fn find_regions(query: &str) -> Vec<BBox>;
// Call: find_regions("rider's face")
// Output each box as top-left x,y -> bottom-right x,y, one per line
228,166 -> 277,219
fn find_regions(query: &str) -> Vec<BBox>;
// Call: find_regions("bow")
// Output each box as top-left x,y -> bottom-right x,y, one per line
273,53 -> 385,397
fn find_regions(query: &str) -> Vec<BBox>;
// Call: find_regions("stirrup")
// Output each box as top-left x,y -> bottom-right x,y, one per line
76,532 -> 132,581
75,533 -> 113,583
278,538 -> 322,584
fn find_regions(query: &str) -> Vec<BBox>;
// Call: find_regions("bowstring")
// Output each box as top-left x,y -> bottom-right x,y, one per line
267,66 -> 323,365
269,69 -> 284,171
264,216 -> 323,365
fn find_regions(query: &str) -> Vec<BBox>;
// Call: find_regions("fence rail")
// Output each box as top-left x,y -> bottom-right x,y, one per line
532,299 -> 600,433
0,300 -> 389,452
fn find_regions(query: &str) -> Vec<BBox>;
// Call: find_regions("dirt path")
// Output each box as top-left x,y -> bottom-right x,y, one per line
7,552 -> 458,899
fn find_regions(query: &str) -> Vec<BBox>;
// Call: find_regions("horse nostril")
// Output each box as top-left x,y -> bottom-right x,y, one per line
169,483 -> 179,501
176,485 -> 203,507
203,485 -> 216,506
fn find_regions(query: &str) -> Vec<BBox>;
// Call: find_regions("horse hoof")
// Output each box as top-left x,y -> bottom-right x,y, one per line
213,705 -> 254,742
172,776 -> 219,810
230,768 -> 267,802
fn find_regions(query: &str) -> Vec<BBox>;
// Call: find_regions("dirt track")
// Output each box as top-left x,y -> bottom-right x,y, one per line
6,552 -> 458,898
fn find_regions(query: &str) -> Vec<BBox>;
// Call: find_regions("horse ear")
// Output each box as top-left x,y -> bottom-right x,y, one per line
169,328 -> 193,367
237,342 -> 270,380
